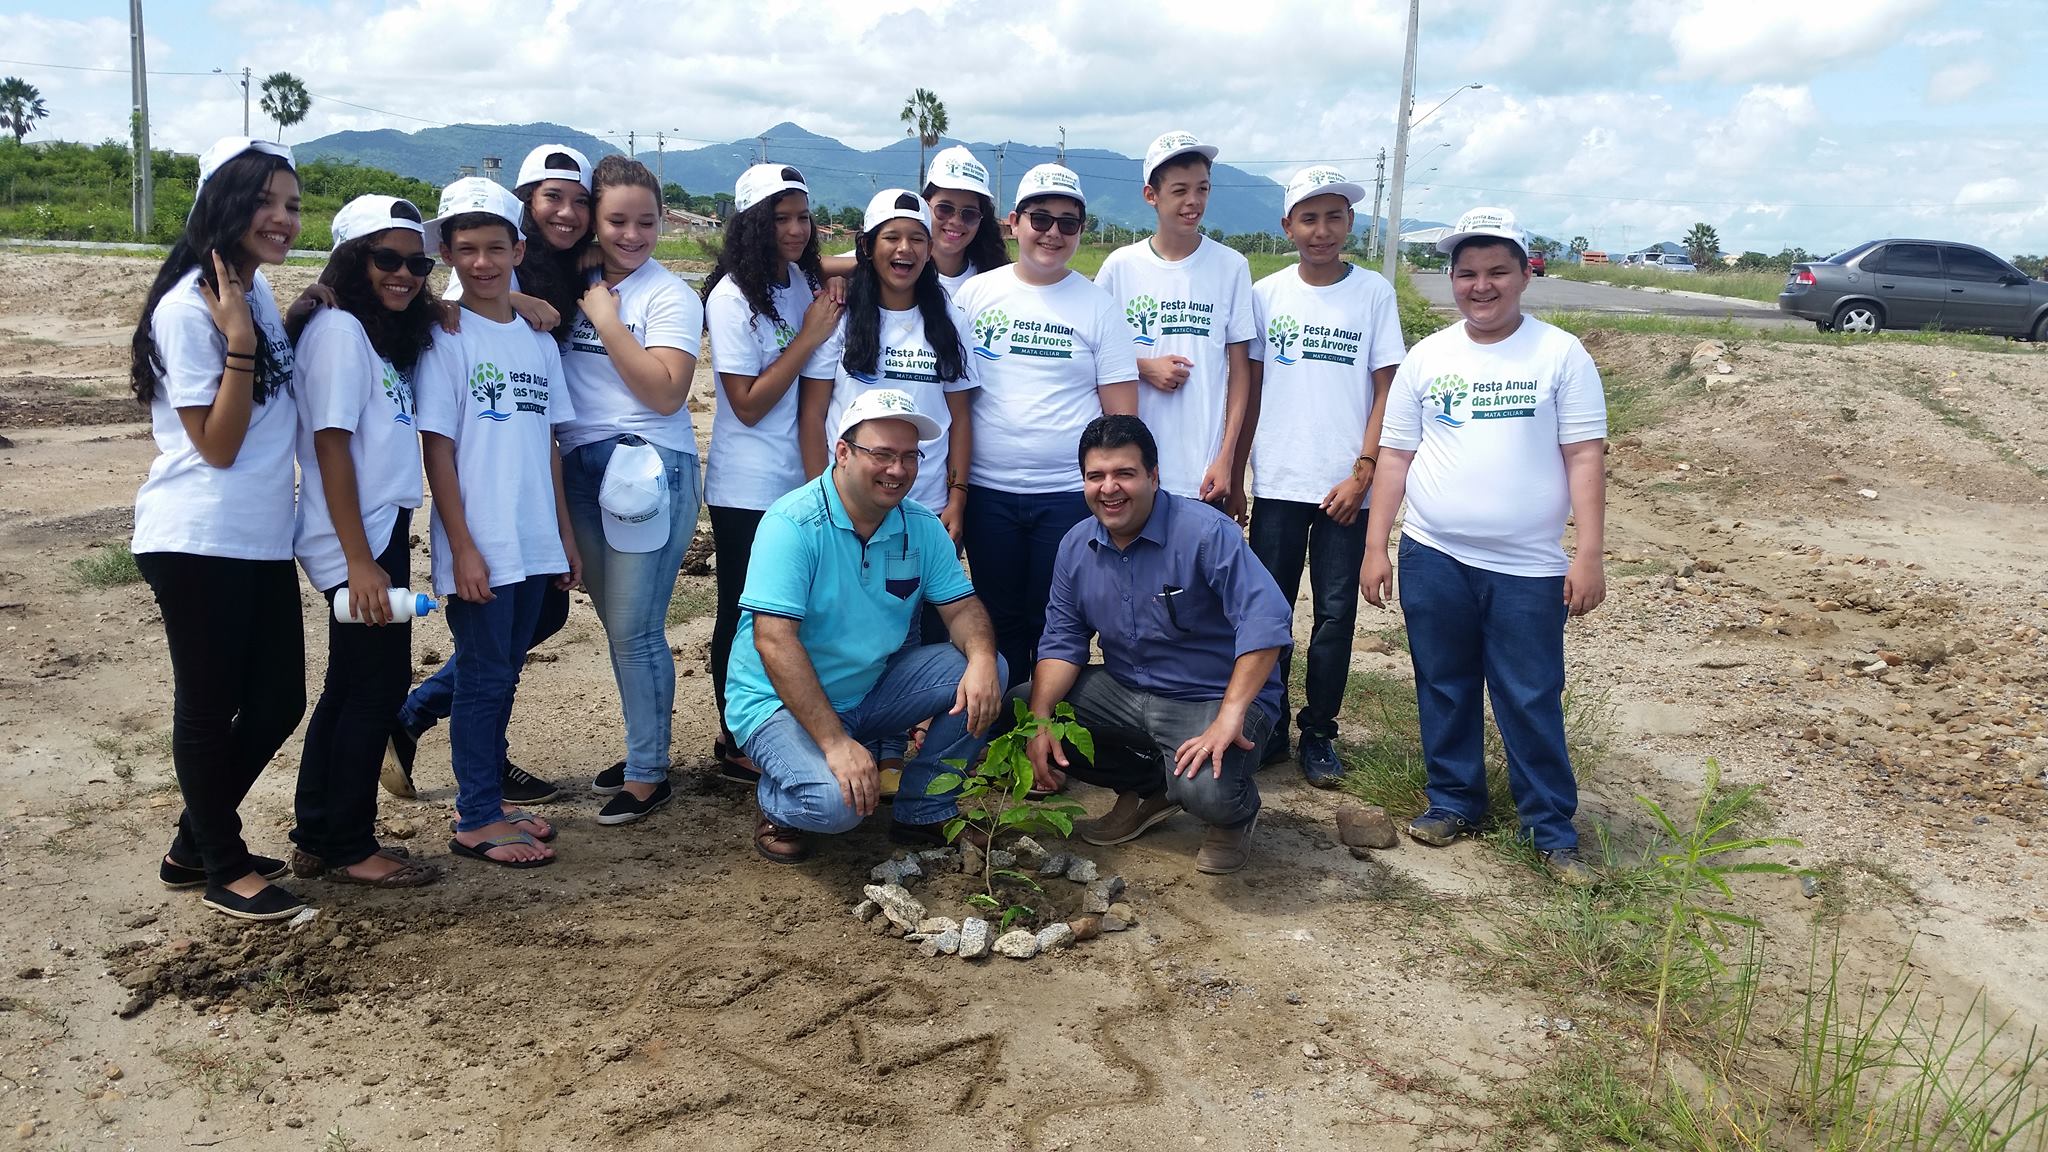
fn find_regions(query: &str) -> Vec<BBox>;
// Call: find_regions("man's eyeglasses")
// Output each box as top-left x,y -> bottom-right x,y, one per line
845,441 -> 925,468
367,248 -> 436,277
1024,210 -> 1083,237
931,201 -> 983,228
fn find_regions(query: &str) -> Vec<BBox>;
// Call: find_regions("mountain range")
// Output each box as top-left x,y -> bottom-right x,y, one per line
294,120 -> 1438,238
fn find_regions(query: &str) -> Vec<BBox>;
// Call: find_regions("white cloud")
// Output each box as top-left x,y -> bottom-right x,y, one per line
1908,28 -> 1983,48
1927,62 -> 1990,104
1662,0 -> 1939,82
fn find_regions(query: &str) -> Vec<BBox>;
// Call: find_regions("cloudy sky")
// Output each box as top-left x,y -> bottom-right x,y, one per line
4,0 -> 2041,255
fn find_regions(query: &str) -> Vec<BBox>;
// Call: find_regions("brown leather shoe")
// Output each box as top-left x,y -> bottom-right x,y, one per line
753,816 -> 812,865
1078,792 -> 1183,846
1194,813 -> 1258,875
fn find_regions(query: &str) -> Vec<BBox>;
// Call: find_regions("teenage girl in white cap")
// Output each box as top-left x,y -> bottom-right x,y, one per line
820,145 -> 1010,297
701,164 -> 843,779
127,137 -> 309,922
284,194 -> 444,891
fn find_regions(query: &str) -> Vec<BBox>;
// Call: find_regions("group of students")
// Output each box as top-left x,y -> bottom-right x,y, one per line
127,122 -> 1606,922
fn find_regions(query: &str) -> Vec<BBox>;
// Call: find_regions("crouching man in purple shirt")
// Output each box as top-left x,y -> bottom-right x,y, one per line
1020,415 -> 1294,874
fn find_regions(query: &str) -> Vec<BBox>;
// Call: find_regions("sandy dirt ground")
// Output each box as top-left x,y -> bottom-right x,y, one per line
0,253 -> 2043,1150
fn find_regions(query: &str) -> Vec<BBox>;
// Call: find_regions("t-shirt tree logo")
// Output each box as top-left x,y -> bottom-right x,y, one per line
773,321 -> 797,351
381,363 -> 414,426
469,361 -> 512,422
1427,374 -> 1471,428
971,308 -> 1009,360
1125,295 -> 1160,346
1265,315 -> 1302,365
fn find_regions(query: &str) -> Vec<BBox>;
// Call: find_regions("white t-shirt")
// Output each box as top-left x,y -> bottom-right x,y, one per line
131,267 -> 299,561
556,258 -> 705,455
412,308 -> 576,596
937,260 -> 978,298
1248,263 -> 1406,503
801,305 -> 979,511
705,265 -> 814,510
953,267 -> 1139,493
291,308 -> 425,590
1379,316 -> 1606,577
1095,237 -> 1256,497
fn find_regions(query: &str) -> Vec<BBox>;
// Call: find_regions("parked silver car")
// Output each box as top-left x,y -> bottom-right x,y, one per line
1778,239 -> 2048,339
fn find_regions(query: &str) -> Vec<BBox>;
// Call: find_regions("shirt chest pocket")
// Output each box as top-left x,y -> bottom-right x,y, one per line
884,551 -> 922,602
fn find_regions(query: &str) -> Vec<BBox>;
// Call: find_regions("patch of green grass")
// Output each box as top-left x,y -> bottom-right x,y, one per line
1547,264 -> 1785,303
1494,1041 -> 1668,1152
156,1043 -> 267,1102
1546,312 -> 2034,354
666,579 -> 716,627
71,542 -> 141,588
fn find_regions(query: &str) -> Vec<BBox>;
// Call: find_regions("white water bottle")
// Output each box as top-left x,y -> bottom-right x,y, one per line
333,588 -> 437,624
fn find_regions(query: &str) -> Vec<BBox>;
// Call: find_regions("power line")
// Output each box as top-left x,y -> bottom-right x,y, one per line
0,56 -> 221,76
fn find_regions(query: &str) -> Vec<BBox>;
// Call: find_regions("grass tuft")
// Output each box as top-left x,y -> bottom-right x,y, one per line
71,542 -> 141,588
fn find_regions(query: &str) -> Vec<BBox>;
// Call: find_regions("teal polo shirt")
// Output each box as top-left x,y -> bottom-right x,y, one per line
724,468 -> 976,746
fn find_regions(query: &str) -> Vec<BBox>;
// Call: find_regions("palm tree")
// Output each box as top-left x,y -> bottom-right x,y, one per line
0,77 -> 50,144
899,88 -> 948,187
1684,222 -> 1721,269
258,72 -> 311,143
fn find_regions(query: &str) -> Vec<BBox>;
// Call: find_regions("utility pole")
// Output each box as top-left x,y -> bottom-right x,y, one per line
994,144 -> 1005,208
627,130 -> 636,157
1381,0 -> 1418,282
1056,127 -> 1066,166
757,136 -> 768,164
241,66 -> 251,135
129,0 -> 153,239
1369,148 -> 1387,261
655,132 -> 664,187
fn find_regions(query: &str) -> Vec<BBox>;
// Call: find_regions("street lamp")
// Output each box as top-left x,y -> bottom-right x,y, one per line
1404,141 -> 1449,177
1411,82 -> 1482,130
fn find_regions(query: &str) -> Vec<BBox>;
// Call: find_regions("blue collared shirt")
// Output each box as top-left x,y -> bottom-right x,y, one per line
1038,493 -> 1293,723
724,468 -> 975,745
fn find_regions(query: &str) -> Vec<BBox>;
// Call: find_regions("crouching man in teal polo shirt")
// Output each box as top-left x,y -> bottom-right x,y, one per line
725,390 -> 1007,864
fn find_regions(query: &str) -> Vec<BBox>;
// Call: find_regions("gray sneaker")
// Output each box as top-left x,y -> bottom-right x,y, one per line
1543,848 -> 1600,888
1405,808 -> 1477,847
1194,813 -> 1259,875
1078,792 -> 1183,846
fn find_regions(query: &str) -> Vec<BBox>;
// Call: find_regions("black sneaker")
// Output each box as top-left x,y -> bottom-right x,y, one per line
161,853 -> 288,890
381,721 -> 422,799
200,883 -> 307,922
1259,729 -> 1292,768
1299,736 -> 1345,789
596,780 -> 671,826
591,760 -> 627,796
500,762 -> 561,804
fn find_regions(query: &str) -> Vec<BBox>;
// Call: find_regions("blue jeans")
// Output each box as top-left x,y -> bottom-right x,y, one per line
1397,537 -> 1577,851
744,644 -> 1008,831
962,485 -> 1090,688
563,439 -> 700,784
1011,667 -> 1268,829
1249,497 -> 1368,741
442,574 -> 550,832
400,585 -> 568,739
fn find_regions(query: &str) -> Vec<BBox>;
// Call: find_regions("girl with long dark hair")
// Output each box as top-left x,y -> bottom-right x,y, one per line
284,195 -> 444,890
127,137 -> 309,922
556,156 -> 704,822
701,164 -> 841,779
820,145 -> 1009,296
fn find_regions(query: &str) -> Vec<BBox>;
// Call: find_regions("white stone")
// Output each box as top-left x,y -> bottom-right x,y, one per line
1063,857 -> 1099,883
915,917 -> 959,936
958,918 -> 992,959
862,883 -> 926,930
1036,923 -> 1076,952
992,930 -> 1040,960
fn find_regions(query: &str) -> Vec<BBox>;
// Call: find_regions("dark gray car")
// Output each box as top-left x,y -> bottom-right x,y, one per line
1776,239 -> 2048,339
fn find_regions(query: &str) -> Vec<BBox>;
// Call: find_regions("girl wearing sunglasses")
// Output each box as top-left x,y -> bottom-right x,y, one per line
702,164 -> 843,779
283,194 -> 444,891
952,164 -> 1139,686
821,145 -> 1010,296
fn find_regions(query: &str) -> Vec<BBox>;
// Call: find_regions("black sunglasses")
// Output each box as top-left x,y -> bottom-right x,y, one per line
931,201 -> 983,227
1024,210 -> 1083,236
367,247 -> 435,277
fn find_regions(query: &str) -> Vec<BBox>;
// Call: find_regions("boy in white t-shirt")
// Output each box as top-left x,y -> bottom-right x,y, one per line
406,178 -> 581,870
1244,166 -> 1404,787
1360,208 -> 1607,887
1095,132 -> 1255,506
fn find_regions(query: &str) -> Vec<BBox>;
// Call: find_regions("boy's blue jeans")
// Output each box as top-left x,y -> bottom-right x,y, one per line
442,574 -> 551,832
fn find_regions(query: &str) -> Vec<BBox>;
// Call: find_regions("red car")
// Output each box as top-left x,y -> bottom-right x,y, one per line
1528,251 -> 1547,276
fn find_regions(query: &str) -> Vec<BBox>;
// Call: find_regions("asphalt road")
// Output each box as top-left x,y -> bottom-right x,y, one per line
1408,271 -> 1799,324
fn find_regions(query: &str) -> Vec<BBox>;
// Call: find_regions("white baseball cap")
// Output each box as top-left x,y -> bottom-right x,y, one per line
431,177 -> 525,243
1437,206 -> 1527,257
330,194 -> 437,252
838,388 -> 942,443
191,136 -> 294,214
863,189 -> 932,235
598,438 -> 671,553
515,144 -> 592,192
1013,163 -> 1085,211
925,146 -> 992,199
1282,165 -> 1367,218
735,163 -> 809,213
1142,130 -> 1219,185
